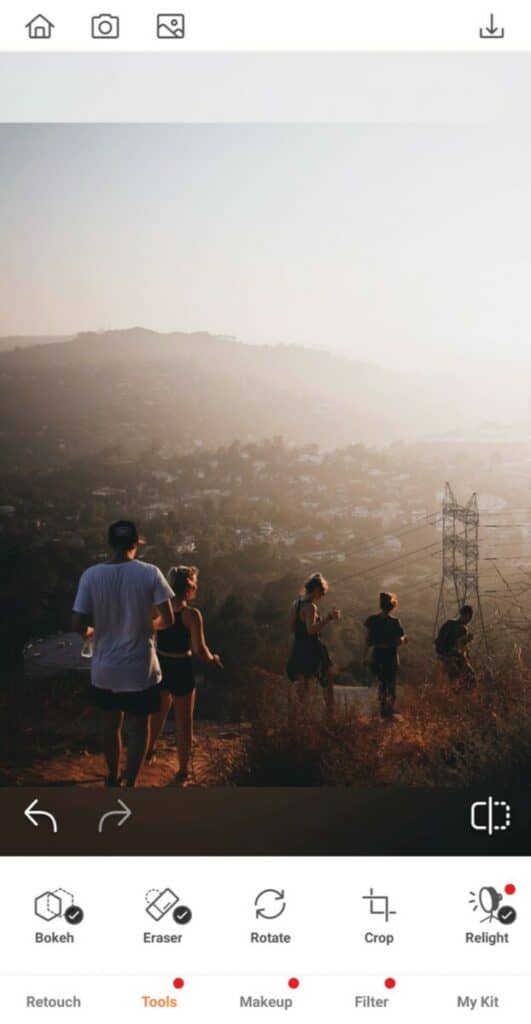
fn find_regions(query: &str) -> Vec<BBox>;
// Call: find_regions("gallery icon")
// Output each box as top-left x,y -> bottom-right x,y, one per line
34,888 -> 84,924
469,884 -> 517,925
362,889 -> 397,923
91,13 -> 120,39
254,888 -> 286,921
26,14 -> 54,39
157,13 -> 185,39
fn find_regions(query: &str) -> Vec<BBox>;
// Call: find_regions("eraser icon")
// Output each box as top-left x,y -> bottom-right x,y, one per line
145,888 -> 179,921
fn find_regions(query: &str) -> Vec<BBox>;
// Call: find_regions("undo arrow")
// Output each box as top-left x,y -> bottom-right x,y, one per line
24,799 -> 58,833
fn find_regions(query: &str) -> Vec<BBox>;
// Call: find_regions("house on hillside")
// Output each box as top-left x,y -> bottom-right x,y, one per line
26,14 -> 54,38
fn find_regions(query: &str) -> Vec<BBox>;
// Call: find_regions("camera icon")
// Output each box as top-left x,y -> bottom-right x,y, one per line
91,13 -> 120,39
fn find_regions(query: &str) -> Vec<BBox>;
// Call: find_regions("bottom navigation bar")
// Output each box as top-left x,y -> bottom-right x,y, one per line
4,973 -> 530,1022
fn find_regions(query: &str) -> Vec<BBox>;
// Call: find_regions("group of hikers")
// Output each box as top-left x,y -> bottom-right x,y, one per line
72,519 -> 477,787
287,572 -> 476,719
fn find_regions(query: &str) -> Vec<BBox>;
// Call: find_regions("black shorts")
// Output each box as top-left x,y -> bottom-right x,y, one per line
370,650 -> 398,688
89,685 -> 161,714
159,655 -> 196,698
287,641 -> 332,685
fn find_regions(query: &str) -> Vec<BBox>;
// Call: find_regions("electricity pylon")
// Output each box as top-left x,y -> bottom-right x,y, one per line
434,483 -> 488,653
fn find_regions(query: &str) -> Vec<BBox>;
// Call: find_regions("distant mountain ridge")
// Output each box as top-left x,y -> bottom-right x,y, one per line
0,327 -> 522,451
0,325 -> 409,400
0,334 -> 73,353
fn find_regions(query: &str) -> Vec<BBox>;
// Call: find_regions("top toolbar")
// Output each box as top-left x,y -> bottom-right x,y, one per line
0,2 -> 523,51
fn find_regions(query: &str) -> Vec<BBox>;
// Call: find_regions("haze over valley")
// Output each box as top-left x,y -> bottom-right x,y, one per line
1,328 -> 529,462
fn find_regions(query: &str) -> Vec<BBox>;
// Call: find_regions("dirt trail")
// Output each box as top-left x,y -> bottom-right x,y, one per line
9,722 -> 243,788
6,686 -> 382,788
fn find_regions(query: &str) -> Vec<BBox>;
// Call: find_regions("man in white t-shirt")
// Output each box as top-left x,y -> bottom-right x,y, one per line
72,520 -> 174,787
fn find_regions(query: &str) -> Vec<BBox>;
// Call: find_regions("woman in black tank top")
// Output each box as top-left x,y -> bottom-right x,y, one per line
149,565 -> 223,783
287,572 -> 341,714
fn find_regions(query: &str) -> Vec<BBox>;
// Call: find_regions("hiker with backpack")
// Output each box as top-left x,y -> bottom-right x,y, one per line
435,604 -> 476,689
363,591 -> 408,719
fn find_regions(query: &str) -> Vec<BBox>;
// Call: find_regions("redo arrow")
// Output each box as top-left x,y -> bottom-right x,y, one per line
98,798 -> 132,833
24,799 -> 59,833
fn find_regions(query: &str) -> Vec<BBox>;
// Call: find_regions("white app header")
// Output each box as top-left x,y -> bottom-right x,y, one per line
0,1 -> 521,52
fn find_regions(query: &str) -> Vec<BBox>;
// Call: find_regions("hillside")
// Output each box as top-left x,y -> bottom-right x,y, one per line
0,334 -> 72,353
0,327 -> 474,457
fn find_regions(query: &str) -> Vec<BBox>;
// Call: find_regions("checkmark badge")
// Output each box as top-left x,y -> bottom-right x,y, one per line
498,905 -> 517,925
173,905 -> 192,925
64,905 -> 84,925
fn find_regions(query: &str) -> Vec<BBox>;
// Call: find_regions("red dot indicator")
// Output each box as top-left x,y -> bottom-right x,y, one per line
288,978 -> 300,990
173,978 -> 185,990
505,884 -> 516,895
384,978 -> 396,990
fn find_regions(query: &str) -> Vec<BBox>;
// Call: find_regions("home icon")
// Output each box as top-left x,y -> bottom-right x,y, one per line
26,14 -> 55,39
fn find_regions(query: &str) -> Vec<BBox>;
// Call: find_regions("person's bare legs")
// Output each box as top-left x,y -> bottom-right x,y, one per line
323,669 -> 335,718
173,690 -> 196,777
295,674 -> 311,704
147,691 -> 173,759
287,681 -> 297,729
287,675 -> 313,732
124,713 -> 150,787
102,710 -> 124,783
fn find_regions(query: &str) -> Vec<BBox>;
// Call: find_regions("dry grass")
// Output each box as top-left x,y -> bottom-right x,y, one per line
2,657 -> 531,789
201,663 -> 531,788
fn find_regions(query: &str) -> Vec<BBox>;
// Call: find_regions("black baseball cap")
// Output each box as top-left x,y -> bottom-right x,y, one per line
107,520 -> 144,550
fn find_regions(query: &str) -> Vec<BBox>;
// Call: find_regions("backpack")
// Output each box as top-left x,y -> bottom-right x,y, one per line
435,620 -> 455,657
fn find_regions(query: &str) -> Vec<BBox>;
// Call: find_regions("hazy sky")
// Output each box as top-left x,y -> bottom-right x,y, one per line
1,123 -> 531,370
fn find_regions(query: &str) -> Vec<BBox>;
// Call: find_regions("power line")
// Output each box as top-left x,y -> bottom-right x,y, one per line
332,540 -> 441,587
340,576 -> 441,624
478,507 -> 531,514
338,510 -> 440,562
480,557 -> 531,565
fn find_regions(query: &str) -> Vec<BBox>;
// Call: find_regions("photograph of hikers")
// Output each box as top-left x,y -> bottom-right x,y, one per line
1,123 -> 531,789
